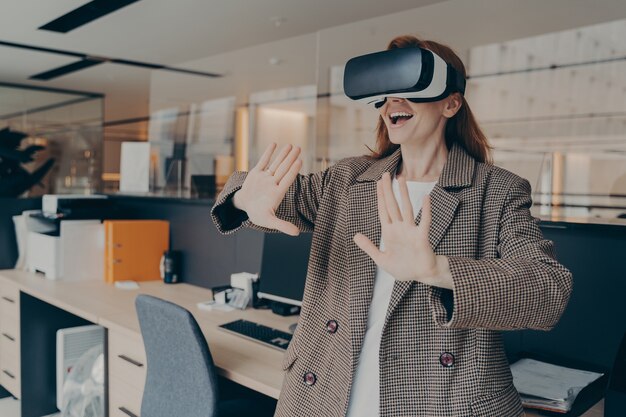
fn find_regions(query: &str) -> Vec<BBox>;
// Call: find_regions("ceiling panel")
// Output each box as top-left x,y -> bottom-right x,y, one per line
0,0 -> 443,64
1,0 -> 626,125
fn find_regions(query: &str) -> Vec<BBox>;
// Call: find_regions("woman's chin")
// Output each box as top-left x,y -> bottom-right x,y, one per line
388,134 -> 411,145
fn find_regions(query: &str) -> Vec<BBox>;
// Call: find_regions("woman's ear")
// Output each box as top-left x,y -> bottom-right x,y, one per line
442,93 -> 462,118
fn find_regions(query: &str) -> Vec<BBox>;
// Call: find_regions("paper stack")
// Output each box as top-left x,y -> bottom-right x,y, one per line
510,358 -> 604,413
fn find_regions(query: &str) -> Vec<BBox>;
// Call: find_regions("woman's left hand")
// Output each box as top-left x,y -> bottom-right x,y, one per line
353,172 -> 454,290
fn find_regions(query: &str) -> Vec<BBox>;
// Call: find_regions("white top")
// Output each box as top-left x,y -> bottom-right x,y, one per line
345,176 -> 437,417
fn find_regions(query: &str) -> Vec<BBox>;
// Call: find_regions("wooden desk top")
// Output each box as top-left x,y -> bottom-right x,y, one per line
0,269 -> 293,399
0,269 -> 606,414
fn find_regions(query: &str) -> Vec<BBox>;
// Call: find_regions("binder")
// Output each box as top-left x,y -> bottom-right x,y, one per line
104,220 -> 169,283
512,351 -> 608,417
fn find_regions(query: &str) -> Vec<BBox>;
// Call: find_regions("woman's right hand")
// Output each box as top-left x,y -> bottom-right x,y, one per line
233,143 -> 303,236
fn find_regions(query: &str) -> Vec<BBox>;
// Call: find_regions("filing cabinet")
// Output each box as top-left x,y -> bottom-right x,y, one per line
0,279 -> 20,399
108,329 -> 147,417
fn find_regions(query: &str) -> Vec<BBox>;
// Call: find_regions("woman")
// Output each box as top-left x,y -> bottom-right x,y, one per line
211,35 -> 573,417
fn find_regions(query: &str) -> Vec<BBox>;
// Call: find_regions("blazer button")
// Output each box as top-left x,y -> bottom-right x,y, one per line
304,371 -> 317,386
326,319 -> 339,334
440,352 -> 455,367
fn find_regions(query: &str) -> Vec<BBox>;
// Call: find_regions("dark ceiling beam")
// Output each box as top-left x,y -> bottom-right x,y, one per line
0,96 -> 99,120
39,0 -> 141,33
0,80 -> 103,97
30,58 -> 105,80
0,40 -> 84,58
0,40 -> 223,79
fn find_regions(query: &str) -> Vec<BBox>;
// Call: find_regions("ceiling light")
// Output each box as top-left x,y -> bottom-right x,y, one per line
270,16 -> 287,27
268,57 -> 282,66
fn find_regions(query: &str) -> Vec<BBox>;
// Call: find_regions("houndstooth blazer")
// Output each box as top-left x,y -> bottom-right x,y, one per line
210,142 -> 573,417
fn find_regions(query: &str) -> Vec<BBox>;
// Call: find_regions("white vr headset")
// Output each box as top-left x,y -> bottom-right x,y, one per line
343,47 -> 466,108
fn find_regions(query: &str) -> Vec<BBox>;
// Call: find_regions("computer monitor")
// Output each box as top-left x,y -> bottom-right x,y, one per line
257,232 -> 313,307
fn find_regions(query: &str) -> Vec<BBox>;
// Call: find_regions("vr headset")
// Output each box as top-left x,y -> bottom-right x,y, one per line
343,47 -> 466,108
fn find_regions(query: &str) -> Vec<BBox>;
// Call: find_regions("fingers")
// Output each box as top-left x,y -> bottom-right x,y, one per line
254,142 -> 277,171
353,233 -> 382,264
267,144 -> 293,174
397,176 -> 414,223
274,146 -> 301,183
381,172 -> 402,222
376,181 -> 391,225
278,158 -> 302,190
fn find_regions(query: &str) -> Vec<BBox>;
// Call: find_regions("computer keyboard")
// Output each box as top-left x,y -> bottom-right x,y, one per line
218,319 -> 292,351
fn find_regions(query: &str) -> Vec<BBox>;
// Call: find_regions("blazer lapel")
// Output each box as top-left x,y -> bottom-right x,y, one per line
346,181 -> 379,371
384,184 -> 460,327
346,143 -> 476,371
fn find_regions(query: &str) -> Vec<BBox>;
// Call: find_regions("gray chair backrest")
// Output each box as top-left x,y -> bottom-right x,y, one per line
135,294 -> 219,417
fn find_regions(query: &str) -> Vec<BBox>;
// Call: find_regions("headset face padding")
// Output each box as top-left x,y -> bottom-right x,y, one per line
343,46 -> 466,108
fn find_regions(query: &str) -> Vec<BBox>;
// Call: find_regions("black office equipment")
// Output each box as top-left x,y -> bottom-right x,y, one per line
257,232 -> 312,307
218,319 -> 292,351
191,175 -> 216,198
606,332 -> 626,416
162,250 -> 181,283
503,223 -> 626,372
164,143 -> 187,189
269,302 -> 300,316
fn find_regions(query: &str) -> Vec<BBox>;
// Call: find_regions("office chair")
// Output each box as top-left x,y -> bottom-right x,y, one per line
135,294 -> 275,417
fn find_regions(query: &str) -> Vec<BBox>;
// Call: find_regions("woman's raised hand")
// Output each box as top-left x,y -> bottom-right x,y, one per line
233,143 -> 303,236
353,172 -> 453,289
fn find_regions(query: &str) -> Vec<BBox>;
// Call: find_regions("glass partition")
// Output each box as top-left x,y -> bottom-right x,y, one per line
102,8 -> 626,221
468,19 -> 626,219
0,82 -> 104,197
313,15 -> 626,220
117,32 -> 321,197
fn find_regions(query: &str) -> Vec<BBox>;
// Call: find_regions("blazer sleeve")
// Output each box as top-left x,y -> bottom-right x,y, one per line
210,166 -> 333,235
429,177 -> 573,331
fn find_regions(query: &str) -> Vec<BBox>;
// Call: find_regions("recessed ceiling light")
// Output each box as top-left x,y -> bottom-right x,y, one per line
268,57 -> 282,66
270,16 -> 287,27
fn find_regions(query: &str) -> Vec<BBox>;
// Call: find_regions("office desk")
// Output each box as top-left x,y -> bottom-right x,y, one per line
0,269 -> 604,417
0,269 -> 293,417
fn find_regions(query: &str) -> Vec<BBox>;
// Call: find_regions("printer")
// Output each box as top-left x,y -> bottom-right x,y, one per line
42,194 -> 111,219
23,195 -> 112,281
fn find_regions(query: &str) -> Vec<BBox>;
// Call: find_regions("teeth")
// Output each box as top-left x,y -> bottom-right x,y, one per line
389,112 -> 413,118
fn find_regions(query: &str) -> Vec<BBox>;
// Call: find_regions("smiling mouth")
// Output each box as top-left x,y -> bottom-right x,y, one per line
389,111 -> 414,125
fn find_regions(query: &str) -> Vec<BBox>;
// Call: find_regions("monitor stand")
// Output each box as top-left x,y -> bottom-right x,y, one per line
269,300 -> 300,316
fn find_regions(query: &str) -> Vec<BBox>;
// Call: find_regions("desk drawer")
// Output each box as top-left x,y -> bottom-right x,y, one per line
0,352 -> 20,399
0,281 -> 19,302
0,285 -> 19,319
0,310 -> 20,342
0,312 -> 20,378
0,330 -> 19,360
108,330 -> 146,390
109,375 -> 143,417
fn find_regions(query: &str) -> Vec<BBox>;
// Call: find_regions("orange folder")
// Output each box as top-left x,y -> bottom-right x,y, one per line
104,220 -> 169,283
